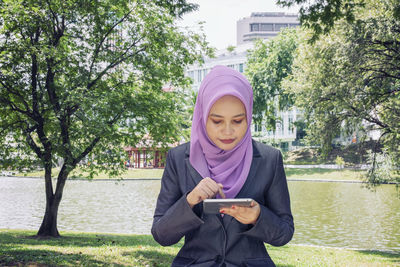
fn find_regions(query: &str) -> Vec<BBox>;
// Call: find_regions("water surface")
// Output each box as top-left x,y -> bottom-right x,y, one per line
0,176 -> 399,251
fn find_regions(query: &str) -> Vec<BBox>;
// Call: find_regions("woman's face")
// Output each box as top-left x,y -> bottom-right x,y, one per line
206,95 -> 248,150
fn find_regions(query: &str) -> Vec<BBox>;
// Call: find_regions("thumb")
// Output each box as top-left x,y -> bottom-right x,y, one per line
250,200 -> 258,207
217,183 -> 226,199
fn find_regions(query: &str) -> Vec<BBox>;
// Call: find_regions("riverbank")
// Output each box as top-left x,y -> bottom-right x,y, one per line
12,167 -> 371,182
0,229 -> 398,267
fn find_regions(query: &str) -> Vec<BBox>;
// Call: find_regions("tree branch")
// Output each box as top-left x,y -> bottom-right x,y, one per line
45,0 -> 59,36
0,73 -> 33,115
89,9 -> 134,75
71,110 -> 123,166
361,67 -> 400,81
25,128 -> 44,160
87,45 -> 146,90
30,30 -> 41,118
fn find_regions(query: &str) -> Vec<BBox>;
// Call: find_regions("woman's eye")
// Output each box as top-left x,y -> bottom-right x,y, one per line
233,120 -> 243,124
212,120 -> 222,124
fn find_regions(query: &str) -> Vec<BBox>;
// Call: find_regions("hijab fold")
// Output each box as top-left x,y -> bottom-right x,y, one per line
189,65 -> 253,198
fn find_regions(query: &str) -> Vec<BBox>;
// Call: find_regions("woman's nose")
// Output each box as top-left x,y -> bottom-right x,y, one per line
222,123 -> 233,135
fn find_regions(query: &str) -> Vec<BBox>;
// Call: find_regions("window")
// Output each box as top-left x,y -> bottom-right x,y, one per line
280,142 -> 289,152
288,115 -> 294,134
289,23 -> 300,28
260,23 -> 273,31
275,23 -> 288,31
276,123 -> 284,136
250,23 -> 259,32
188,71 -> 194,80
239,63 -> 244,73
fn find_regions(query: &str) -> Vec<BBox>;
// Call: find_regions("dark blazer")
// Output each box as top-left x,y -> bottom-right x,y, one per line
151,140 -> 294,267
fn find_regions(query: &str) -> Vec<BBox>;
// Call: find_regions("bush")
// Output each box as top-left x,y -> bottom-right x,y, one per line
335,156 -> 345,168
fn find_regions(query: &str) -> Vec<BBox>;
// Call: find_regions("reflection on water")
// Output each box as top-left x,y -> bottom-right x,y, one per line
0,177 -> 160,235
0,177 -> 399,251
288,181 -> 400,251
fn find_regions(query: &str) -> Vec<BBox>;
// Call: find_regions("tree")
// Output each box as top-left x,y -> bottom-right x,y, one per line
0,0 -> 212,237
276,0 -> 366,42
284,0 -> 400,183
245,28 -> 298,132
226,45 -> 236,53
277,0 -> 400,42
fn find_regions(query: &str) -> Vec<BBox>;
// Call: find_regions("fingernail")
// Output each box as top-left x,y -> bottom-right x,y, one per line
220,210 -> 225,213
231,205 -> 235,209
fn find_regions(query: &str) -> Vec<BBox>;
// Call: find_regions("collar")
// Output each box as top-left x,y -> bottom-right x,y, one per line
184,139 -> 261,158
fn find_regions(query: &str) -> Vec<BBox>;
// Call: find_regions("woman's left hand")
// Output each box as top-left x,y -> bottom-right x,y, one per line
220,200 -> 261,225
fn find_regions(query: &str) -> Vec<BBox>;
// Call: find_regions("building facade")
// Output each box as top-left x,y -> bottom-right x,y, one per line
186,43 -> 252,92
237,12 -> 299,45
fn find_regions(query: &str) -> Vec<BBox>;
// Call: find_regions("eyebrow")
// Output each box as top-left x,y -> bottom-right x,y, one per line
209,113 -> 246,118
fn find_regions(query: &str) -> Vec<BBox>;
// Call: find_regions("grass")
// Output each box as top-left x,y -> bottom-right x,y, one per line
285,168 -> 366,181
0,230 -> 398,267
17,167 -> 369,183
14,167 -> 368,181
0,229 -> 179,267
16,168 -> 165,180
14,166 -> 400,184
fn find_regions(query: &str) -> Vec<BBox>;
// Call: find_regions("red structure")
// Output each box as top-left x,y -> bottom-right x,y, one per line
124,146 -> 167,168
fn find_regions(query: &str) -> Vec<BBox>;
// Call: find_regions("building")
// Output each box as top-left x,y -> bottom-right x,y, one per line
184,12 -> 302,151
124,146 -> 167,168
237,12 -> 299,45
123,134 -> 180,168
186,43 -> 252,92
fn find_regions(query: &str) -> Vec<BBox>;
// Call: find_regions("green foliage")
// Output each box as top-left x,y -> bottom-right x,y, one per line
245,28 -> 299,131
178,89 -> 198,141
284,0 -> 400,182
0,0 -> 212,235
366,150 -> 399,185
0,0 -> 211,176
226,45 -> 236,53
277,0 -> 366,42
335,156 -> 345,168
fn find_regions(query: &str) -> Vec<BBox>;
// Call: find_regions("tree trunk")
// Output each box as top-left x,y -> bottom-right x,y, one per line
37,162 -> 67,237
37,197 -> 61,237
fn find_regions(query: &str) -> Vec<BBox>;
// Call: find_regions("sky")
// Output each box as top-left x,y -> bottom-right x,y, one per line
176,0 -> 300,50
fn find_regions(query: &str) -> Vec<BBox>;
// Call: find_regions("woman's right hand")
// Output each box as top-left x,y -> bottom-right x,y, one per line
186,177 -> 225,208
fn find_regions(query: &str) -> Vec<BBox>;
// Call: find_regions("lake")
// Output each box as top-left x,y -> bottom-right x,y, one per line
0,176 -> 399,251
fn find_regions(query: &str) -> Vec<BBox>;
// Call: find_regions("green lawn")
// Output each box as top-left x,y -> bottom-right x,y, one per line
285,168 -> 366,181
16,168 -> 165,180
0,230 -> 398,267
16,167 -> 368,182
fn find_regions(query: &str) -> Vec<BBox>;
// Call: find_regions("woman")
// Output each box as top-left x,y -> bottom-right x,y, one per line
151,65 -> 294,267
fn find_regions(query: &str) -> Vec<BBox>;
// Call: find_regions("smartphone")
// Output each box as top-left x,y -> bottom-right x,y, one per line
203,198 -> 253,214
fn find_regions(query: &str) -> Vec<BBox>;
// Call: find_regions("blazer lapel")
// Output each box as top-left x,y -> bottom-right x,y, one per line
224,140 -> 262,228
222,156 -> 262,228
184,144 -> 204,186
184,140 -> 263,229
184,140 -> 262,189
235,145 -> 262,198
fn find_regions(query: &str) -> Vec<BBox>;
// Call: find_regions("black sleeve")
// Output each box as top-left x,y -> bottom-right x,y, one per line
151,149 -> 204,246
241,151 -> 294,246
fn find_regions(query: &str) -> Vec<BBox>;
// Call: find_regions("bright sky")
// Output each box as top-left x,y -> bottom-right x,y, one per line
176,0 -> 299,50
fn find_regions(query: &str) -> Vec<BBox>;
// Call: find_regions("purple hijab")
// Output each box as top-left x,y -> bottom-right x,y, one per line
189,65 -> 253,198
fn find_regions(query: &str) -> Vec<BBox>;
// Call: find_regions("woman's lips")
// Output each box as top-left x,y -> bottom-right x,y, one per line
220,139 -> 235,144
